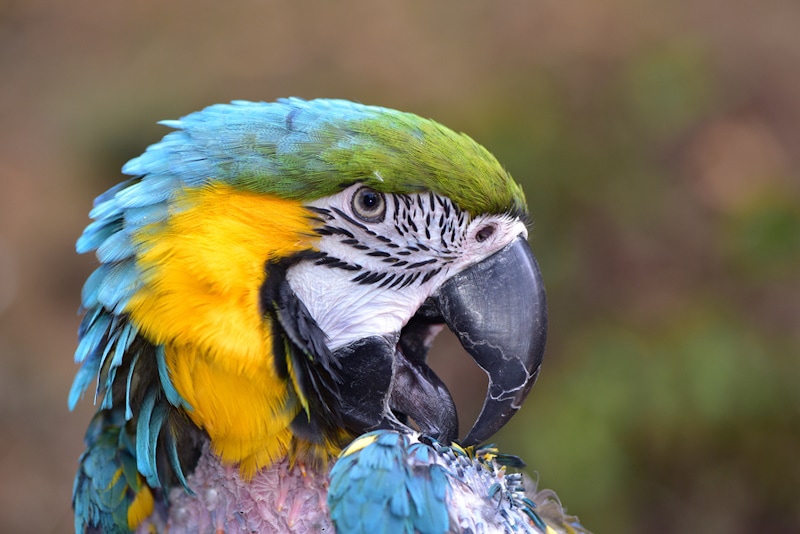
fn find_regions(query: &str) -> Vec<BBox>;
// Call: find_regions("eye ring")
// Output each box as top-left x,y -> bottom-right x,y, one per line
351,186 -> 386,223
475,224 -> 496,243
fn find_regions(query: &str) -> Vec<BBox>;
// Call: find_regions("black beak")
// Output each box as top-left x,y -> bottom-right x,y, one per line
431,235 -> 547,446
332,235 -> 546,447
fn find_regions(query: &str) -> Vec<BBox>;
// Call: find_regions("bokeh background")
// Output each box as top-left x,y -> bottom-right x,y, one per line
1,1 -> 799,532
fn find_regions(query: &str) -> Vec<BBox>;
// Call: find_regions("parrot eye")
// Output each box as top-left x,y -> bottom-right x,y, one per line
475,224 -> 496,243
351,187 -> 386,223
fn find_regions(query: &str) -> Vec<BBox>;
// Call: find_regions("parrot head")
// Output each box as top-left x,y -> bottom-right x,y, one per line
71,98 -> 547,480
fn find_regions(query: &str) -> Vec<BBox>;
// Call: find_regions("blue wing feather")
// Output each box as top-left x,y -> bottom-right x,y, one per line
135,390 -> 158,486
73,411 -> 149,534
95,229 -> 135,264
327,430 -> 572,533
328,430 -> 450,534
155,345 -> 190,410
77,219 -> 122,255
122,203 -> 170,230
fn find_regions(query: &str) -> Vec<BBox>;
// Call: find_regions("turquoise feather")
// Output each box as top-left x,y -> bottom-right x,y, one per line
327,432 -> 453,534
326,429 -> 582,533
72,411 -> 146,534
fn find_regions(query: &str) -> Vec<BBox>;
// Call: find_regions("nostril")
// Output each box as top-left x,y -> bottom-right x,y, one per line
475,225 -> 495,243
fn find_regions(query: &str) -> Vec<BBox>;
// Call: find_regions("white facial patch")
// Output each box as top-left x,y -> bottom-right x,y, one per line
286,184 -> 528,351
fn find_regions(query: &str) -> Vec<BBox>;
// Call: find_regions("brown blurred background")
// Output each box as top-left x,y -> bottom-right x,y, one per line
1,1 -> 799,532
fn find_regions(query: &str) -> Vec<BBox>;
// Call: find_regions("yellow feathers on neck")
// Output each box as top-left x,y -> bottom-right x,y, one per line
126,183 -> 326,475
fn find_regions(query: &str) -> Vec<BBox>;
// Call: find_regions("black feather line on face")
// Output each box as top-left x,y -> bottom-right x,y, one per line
306,189 -> 477,290
260,253 -> 345,444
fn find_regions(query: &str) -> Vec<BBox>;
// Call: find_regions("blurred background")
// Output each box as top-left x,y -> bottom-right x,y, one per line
1,1 -> 799,532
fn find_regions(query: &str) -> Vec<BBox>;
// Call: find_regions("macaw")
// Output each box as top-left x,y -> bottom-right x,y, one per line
69,98 -> 579,533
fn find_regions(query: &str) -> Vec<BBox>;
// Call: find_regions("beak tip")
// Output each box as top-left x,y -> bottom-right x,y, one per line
437,236 -> 548,446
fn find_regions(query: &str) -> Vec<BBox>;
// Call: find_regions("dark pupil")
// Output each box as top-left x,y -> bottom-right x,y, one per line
361,192 -> 378,211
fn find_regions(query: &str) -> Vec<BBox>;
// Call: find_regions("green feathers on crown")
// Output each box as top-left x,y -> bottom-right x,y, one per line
123,98 -> 527,217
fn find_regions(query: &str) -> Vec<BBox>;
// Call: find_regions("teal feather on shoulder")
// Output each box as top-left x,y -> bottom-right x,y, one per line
73,411 -> 153,534
329,430 -> 590,534
329,431 -> 449,534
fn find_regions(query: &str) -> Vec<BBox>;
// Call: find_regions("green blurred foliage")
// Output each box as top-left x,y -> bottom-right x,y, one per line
503,311 -> 799,532
725,193 -> 800,279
